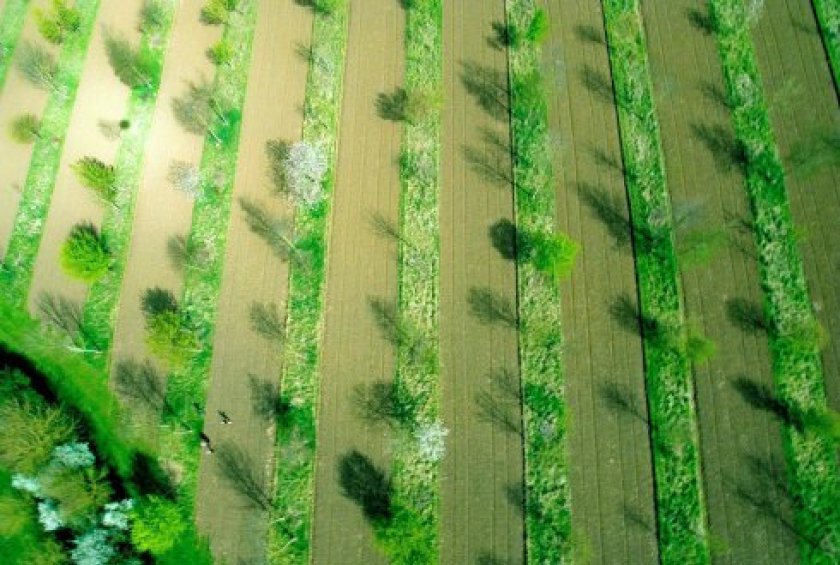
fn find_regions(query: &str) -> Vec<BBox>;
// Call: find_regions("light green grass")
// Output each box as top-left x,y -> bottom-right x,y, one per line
601,0 -> 710,562
813,0 -> 840,93
709,1 -> 840,560
81,2 -> 177,367
0,0 -> 99,304
0,0 -> 30,93
265,2 -> 348,562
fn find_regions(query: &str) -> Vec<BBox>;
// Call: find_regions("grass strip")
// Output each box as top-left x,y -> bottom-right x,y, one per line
503,1 -> 573,561
0,0 -> 30,93
0,0 -> 99,305
813,0 -> 840,94
156,0 -> 257,523
601,0 -> 710,561
81,2 -> 177,366
709,1 -> 840,560
367,1 -> 444,562
266,2 -> 348,562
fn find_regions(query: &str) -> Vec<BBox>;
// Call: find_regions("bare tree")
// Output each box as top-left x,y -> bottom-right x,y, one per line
215,443 -> 272,510
113,358 -> 169,413
248,301 -> 285,343
16,41 -> 61,94
238,198 -> 297,261
171,77 -> 229,143
36,292 -> 84,344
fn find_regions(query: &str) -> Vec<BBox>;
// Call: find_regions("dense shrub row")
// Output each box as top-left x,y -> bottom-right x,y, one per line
601,0 -> 710,561
813,0 -> 840,92
709,1 -> 840,560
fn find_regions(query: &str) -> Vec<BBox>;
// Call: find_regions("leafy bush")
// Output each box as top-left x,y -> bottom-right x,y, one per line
34,0 -> 81,45
0,399 -> 75,473
199,0 -> 239,25
131,496 -> 186,555
60,223 -> 111,283
528,231 -> 580,282
71,157 -> 117,203
206,39 -> 234,66
8,113 -> 42,144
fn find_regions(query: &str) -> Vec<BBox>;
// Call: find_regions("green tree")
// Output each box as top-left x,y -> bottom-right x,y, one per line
526,9 -> 549,43
144,309 -> 197,369
41,466 -> 112,527
206,38 -> 234,66
528,231 -> 580,282
71,157 -> 117,203
131,496 -> 186,555
0,398 -> 76,473
8,114 -> 42,144
59,223 -> 112,283
15,41 -> 60,93
103,29 -> 155,90
34,0 -> 81,45
199,0 -> 240,25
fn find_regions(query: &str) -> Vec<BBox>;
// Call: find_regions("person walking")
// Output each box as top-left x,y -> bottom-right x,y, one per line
199,432 -> 215,454
218,410 -> 232,425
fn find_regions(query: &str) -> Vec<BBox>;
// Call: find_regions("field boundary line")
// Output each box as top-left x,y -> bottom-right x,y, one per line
812,0 -> 840,97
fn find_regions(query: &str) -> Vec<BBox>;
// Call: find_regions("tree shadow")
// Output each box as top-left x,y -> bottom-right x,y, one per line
468,287 -> 518,329
574,24 -> 604,45
690,123 -> 747,174
215,443 -> 273,511
238,197 -> 297,262
576,182 -> 632,248
113,358 -> 171,416
698,80 -> 731,110
580,65 -> 615,105
586,145 -> 624,173
368,211 -> 407,248
475,367 -> 522,435
460,61 -> 510,121
608,293 -> 660,338
338,449 -> 392,522
368,297 -> 428,363
487,20 -> 515,50
732,376 -> 803,432
725,298 -> 770,334
352,379 -> 415,429
599,381 -> 647,423
462,142 -> 513,187
247,374 -> 291,425
505,481 -> 525,515
623,503 -> 653,532
488,219 -> 519,261
686,7 -> 715,35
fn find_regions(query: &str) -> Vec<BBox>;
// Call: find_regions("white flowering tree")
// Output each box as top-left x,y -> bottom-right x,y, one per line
414,420 -> 449,463
167,160 -> 202,200
283,140 -> 327,207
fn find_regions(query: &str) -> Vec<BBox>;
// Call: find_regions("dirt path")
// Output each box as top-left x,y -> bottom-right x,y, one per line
310,2 -> 403,563
750,0 -> 840,411
640,2 -> 800,561
26,0 -> 142,314
439,2 -> 523,562
539,1 -> 657,561
192,1 -> 311,563
108,1 -> 220,371
0,0 -> 48,256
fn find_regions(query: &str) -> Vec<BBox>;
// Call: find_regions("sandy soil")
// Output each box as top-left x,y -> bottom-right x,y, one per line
108,0 -> 220,373
0,0 -> 49,255
641,1 -> 799,561
439,2 -> 524,562
310,2 -> 403,563
192,1 -> 311,563
751,0 -> 840,412
541,1 -> 658,561
26,0 -> 143,316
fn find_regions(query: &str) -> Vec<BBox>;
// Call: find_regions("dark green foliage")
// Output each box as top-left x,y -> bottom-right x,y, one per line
338,450 -> 392,522
34,0 -> 81,45
59,223 -> 111,283
199,0 -> 239,25
15,41 -> 58,92
525,8 -> 548,43
528,231 -> 580,282
71,157 -> 117,203
8,113 -> 42,144
103,29 -> 156,90
374,505 -> 435,564
265,138 -> 290,193
491,20 -> 523,48
141,287 -> 179,318
144,310 -> 195,369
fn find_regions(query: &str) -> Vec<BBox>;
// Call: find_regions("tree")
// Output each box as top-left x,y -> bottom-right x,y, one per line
528,231 -> 580,282
238,198 -> 298,260
8,113 -> 42,144
139,0 -> 168,35
525,9 -> 549,43
36,291 -> 85,345
34,0 -> 81,45
171,77 -> 229,143
41,466 -> 112,526
144,308 -> 197,369
103,29 -> 155,90
206,38 -> 234,66
131,496 -> 186,554
60,223 -> 111,283
248,301 -> 286,342
113,358 -> 168,413
375,88 -> 436,124
71,157 -> 118,203
15,41 -> 60,93
338,450 -> 392,522
199,0 -> 240,25
283,140 -> 327,207
0,398 -> 76,473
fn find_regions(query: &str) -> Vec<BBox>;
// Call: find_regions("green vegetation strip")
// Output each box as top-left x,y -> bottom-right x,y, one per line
158,0 -> 257,519
601,0 -> 709,561
709,1 -> 840,559
0,0 -> 30,92
370,0 -> 443,562
266,3 -> 348,562
81,3 -> 177,366
813,0 -> 840,93
0,0 -> 99,304
503,1 -> 572,561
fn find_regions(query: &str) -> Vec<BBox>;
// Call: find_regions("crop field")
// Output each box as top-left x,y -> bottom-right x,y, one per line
0,1 -> 838,564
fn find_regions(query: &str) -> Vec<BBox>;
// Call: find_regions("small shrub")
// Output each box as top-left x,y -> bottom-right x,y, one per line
131,496 -> 186,555
71,157 -> 118,203
528,231 -> 580,282
34,0 -> 81,45
60,223 -> 111,283
199,0 -> 239,25
206,38 -> 234,66
8,113 -> 42,144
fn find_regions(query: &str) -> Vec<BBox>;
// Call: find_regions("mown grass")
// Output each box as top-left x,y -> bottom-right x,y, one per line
813,0 -> 840,93
709,1 -> 840,560
367,0 -> 443,562
601,0 -> 709,561
0,0 -> 30,92
156,0 -> 257,522
0,0 -> 99,305
266,3 -> 348,561
81,2 -> 176,366
503,0 -> 572,561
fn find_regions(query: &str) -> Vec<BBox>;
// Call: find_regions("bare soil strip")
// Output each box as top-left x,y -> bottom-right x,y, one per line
540,0 -> 658,562
192,1 -> 311,562
750,0 -> 840,411
640,1 -> 800,561
439,1 -> 524,562
108,0 -> 220,373
311,2 -> 403,562
26,0 -> 142,319
0,0 -> 47,255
